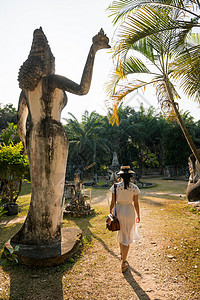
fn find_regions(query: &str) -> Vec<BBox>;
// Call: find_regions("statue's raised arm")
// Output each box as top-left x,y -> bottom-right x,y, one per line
49,29 -> 110,95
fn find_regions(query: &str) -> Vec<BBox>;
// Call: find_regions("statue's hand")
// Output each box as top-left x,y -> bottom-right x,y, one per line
92,29 -> 111,52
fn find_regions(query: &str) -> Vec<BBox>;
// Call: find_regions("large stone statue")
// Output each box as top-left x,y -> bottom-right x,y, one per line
186,150 -> 200,203
11,27 -> 110,249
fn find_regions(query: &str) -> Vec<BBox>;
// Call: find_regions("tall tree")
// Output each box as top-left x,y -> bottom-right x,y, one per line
0,104 -> 17,130
107,0 -> 200,164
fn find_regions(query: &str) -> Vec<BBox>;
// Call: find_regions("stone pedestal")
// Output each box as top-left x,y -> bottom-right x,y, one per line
5,227 -> 82,267
64,203 -> 94,217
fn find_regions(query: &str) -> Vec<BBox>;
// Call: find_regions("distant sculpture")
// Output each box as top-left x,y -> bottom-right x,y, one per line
11,27 -> 110,246
71,169 -> 85,206
111,151 -> 120,170
106,152 -> 121,184
186,150 -> 200,202
63,163 -> 95,217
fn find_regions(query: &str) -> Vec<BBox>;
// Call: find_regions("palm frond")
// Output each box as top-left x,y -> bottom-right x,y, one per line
176,17 -> 199,47
112,6 -> 199,56
108,0 -> 141,24
185,32 -> 200,47
107,0 -> 190,25
66,112 -> 79,123
173,44 -> 200,101
108,79 -> 158,125
113,7 -> 176,53
105,55 -> 152,96
105,70 -> 122,96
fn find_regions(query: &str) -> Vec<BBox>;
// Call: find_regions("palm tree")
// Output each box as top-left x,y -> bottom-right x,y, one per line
106,0 -> 200,163
63,111 -> 111,175
108,0 -> 200,99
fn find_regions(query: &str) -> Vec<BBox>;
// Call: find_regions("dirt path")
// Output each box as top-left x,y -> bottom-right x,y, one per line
73,191 -> 198,300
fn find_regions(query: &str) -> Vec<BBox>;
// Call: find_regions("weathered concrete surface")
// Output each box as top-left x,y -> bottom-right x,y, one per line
11,83 -> 68,245
186,150 -> 200,202
11,27 -> 110,254
6,227 -> 82,267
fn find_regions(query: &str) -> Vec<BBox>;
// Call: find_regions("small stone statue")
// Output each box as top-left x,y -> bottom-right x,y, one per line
11,27 -> 110,246
106,152 -> 121,184
71,169 -> 85,206
111,152 -> 120,170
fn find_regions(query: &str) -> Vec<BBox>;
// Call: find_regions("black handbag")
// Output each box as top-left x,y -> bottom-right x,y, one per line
106,183 -> 120,231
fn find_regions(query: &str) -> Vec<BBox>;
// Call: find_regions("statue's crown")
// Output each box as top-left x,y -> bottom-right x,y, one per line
92,28 -> 109,44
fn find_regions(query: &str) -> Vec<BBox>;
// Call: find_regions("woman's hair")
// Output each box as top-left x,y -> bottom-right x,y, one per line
120,173 -> 132,189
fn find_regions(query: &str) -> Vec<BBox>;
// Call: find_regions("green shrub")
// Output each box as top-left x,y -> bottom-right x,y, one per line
0,142 -> 30,203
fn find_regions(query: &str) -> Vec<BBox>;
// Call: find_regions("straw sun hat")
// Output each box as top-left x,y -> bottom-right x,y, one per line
117,166 -> 135,175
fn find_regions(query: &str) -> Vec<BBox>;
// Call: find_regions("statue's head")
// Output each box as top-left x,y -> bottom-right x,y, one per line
18,27 -> 55,91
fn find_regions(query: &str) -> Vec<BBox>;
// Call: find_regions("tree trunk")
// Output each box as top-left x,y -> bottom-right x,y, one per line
165,81 -> 200,165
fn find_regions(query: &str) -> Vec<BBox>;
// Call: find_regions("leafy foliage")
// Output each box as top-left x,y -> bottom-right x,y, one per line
62,106 -> 199,177
162,113 -> 194,167
0,142 -> 30,203
63,111 -> 111,179
0,246 -> 19,265
0,122 -> 20,145
0,104 -> 17,130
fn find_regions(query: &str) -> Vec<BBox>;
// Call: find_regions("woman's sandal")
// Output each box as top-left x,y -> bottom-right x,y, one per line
121,261 -> 128,273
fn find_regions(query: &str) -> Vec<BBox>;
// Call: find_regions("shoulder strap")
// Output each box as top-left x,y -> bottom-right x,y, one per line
114,183 -> 117,203
113,183 -> 117,216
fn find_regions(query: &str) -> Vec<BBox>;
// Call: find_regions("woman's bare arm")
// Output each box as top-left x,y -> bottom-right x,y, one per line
110,193 -> 115,213
133,194 -> 140,223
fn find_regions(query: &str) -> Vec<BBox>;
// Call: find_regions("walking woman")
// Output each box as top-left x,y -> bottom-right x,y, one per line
110,166 -> 140,273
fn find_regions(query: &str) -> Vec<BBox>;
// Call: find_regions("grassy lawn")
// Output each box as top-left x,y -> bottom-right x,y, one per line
0,177 -> 199,299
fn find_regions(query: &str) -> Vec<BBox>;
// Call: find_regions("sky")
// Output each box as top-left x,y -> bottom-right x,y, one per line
0,0 -> 199,122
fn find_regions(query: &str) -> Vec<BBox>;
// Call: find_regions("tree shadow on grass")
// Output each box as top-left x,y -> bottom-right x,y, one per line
0,224 -> 83,300
1,245 -> 83,300
2,263 -> 64,300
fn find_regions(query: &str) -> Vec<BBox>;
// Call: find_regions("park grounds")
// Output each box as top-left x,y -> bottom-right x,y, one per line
0,176 -> 199,299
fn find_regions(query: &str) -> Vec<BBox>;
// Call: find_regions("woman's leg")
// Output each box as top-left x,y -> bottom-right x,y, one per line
121,244 -> 129,272
122,244 -> 129,263
119,243 -> 123,259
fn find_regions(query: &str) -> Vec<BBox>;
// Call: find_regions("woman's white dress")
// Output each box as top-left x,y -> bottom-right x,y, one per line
110,181 -> 140,246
